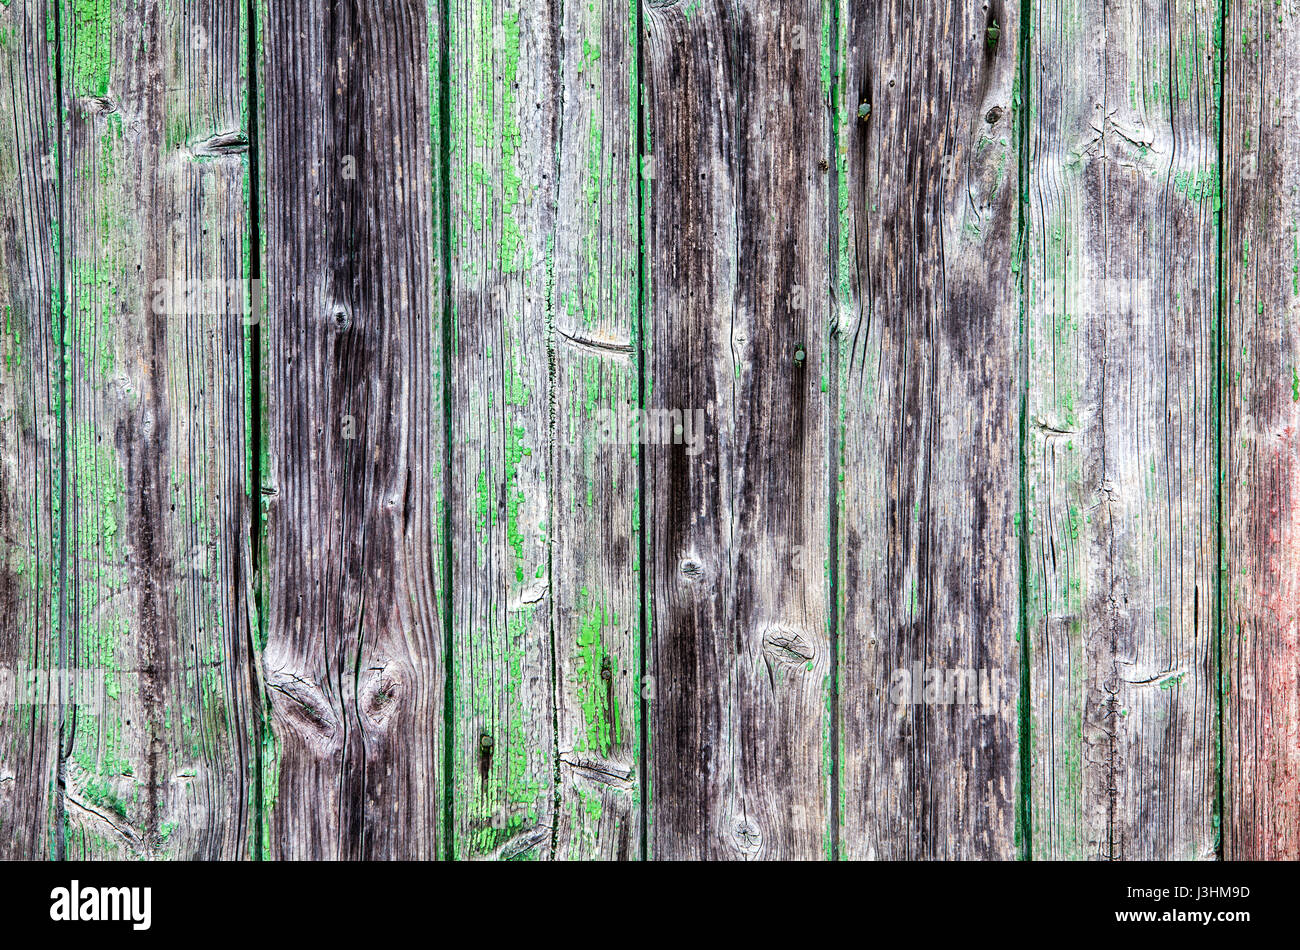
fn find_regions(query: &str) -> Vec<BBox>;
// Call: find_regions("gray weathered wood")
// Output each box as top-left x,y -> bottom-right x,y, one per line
1026,0 -> 1219,860
0,0 -> 63,860
6,0 -> 1300,864
550,0 -> 643,860
447,0 -> 644,861
645,0 -> 833,860
1222,0 -> 1300,860
446,0 -> 558,860
261,0 -> 446,859
835,0 -> 1022,859
58,0 -> 260,858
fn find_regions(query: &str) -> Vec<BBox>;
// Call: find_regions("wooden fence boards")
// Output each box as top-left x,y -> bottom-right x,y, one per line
644,0 -> 833,860
0,0 -> 63,860
835,0 -> 1024,859
1025,0 -> 1220,860
446,0 -> 559,860
261,0 -> 446,859
444,0 -> 643,861
57,0 -> 259,859
3,0 -> 1300,862
1222,0 -> 1300,860
550,0 -> 643,860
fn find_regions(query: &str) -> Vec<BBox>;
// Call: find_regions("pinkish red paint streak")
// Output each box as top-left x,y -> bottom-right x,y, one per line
1230,413 -> 1300,858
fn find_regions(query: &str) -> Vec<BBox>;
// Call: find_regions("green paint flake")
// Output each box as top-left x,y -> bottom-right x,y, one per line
1173,167 -> 1219,204
71,0 -> 113,98
572,588 -> 620,757
1159,671 -> 1188,691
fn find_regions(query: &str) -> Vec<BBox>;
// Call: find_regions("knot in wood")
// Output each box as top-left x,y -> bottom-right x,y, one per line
732,820 -> 762,855
762,626 -> 814,666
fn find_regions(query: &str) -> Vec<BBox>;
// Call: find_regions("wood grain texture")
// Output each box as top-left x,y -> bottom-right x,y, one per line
261,0 -> 446,859
645,0 -> 833,860
446,0 -> 642,861
446,0 -> 557,860
6,0 -> 1300,864
550,0 -> 643,860
0,0 -> 63,860
57,0 -> 260,859
1025,0 -> 1219,860
1222,0 -> 1300,860
835,0 -> 1022,859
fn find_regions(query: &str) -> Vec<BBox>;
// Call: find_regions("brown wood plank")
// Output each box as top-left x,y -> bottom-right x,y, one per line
59,0 -> 260,858
645,0 -> 833,860
261,0 -> 446,859
835,0 -> 1023,859
1025,0 -> 1219,859
1222,0 -> 1300,860
0,0 -> 63,860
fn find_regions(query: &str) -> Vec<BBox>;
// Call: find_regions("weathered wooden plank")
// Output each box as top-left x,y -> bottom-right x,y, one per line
835,0 -> 1022,859
59,0 -> 260,858
447,0 -> 643,860
261,0 -> 446,859
1026,0 -> 1219,859
446,0 -> 558,861
645,0 -> 832,860
0,0 -> 63,860
1222,0 -> 1300,860
550,0 -> 643,859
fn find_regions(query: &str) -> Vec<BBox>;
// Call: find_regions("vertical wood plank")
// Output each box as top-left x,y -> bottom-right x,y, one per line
0,0 -> 63,860
1222,0 -> 1300,860
1026,0 -> 1219,859
447,0 -> 644,860
262,0 -> 446,859
550,0 -> 643,860
447,0 -> 558,860
835,0 -> 1023,859
59,0 -> 260,858
645,0 -> 833,860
